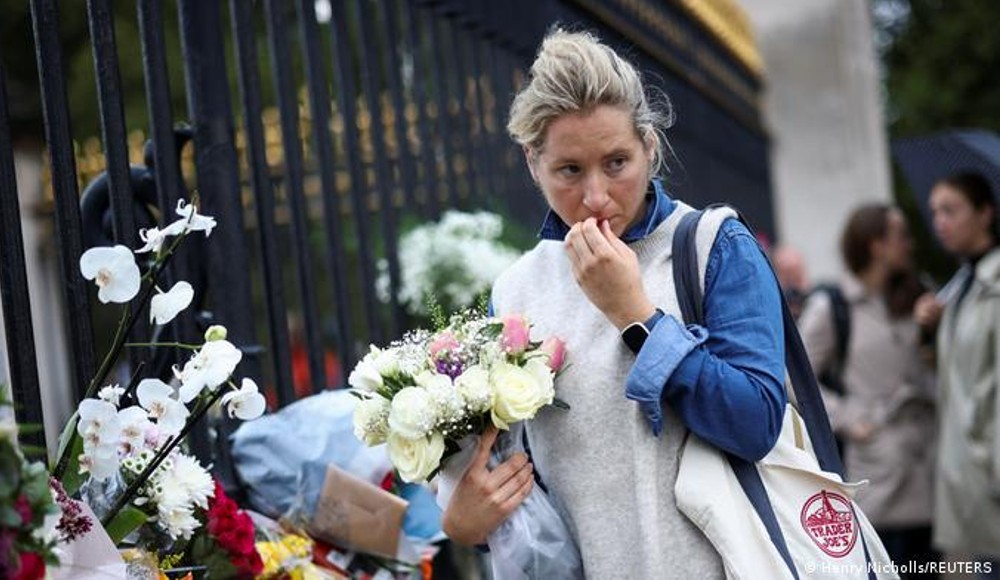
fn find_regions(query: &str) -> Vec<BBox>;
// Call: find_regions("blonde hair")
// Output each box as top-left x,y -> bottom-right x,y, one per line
507,28 -> 672,175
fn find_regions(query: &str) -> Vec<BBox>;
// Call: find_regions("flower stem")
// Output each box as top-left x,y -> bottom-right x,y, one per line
124,342 -> 200,350
100,384 -> 229,528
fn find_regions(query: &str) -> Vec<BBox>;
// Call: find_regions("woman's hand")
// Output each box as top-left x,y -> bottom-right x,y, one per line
914,292 -> 944,330
441,426 -> 534,546
565,218 -> 655,329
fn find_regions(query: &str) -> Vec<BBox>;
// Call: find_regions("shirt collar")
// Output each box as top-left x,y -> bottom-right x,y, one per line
537,179 -> 677,242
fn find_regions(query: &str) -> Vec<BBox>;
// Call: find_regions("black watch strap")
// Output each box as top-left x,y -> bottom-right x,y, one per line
621,308 -> 665,354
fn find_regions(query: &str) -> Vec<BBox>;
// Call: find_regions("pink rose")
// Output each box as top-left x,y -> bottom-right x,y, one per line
501,315 -> 531,355
429,332 -> 460,359
540,336 -> 567,372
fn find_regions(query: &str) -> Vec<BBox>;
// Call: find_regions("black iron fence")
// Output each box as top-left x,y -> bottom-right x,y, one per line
0,0 -> 771,477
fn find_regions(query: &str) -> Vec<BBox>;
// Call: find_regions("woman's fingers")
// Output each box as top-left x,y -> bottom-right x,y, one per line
487,452 -> 530,487
497,467 -> 535,513
471,425 -> 500,471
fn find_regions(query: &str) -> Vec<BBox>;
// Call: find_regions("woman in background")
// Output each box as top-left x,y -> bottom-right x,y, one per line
799,203 -> 937,578
916,171 -> 1000,578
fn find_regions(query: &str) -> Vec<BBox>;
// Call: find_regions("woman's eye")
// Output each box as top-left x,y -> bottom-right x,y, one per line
608,157 -> 627,172
557,165 -> 580,177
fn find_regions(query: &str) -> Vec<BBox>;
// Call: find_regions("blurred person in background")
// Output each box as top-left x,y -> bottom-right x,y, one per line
915,171 -> 1000,578
773,244 -> 811,320
799,203 -> 938,578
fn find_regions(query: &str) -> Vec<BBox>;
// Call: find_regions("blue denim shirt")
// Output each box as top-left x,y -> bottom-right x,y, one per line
535,180 -> 786,461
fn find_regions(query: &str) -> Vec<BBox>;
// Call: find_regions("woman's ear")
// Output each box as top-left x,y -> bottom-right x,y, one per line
524,146 -> 539,183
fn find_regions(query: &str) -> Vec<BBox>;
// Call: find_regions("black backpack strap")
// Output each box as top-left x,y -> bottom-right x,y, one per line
813,283 -> 851,372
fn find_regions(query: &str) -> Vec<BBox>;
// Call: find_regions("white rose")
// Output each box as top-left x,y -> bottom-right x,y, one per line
490,361 -> 548,430
523,358 -> 555,406
348,357 -> 383,393
353,395 -> 390,445
371,346 -> 401,375
387,431 -> 445,483
455,366 -> 492,414
388,387 -> 437,439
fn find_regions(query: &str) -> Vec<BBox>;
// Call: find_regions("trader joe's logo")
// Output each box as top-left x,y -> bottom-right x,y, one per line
800,490 -> 858,558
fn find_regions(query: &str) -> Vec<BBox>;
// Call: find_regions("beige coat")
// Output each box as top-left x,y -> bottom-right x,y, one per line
799,275 -> 936,528
934,247 -> 1000,557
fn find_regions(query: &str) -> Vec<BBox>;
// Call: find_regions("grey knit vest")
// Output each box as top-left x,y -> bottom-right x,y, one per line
491,202 -> 735,579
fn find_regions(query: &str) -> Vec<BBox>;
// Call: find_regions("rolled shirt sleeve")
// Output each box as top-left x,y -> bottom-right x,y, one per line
625,219 -> 786,462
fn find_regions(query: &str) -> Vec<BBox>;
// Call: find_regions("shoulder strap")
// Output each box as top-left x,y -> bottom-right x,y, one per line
814,283 -> 851,367
673,207 -> 873,580
672,208 -> 844,476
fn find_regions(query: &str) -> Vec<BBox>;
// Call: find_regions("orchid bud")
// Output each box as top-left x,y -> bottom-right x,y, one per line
204,325 -> 228,342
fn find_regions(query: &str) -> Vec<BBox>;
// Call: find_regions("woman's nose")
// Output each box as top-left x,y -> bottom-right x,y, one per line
582,174 -> 610,212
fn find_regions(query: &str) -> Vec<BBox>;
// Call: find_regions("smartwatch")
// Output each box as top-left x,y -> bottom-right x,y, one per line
621,308 -> 665,354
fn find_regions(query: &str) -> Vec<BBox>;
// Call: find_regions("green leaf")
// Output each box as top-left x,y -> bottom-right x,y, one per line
105,506 -> 149,545
0,444 -> 21,496
550,398 -> 571,411
0,505 -> 21,527
57,435 -> 86,497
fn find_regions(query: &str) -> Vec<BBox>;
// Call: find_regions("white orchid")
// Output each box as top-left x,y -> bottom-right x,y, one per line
170,200 -> 216,237
77,399 -> 122,450
220,378 -> 266,420
135,225 -> 175,254
78,444 -> 120,480
173,339 -> 243,403
136,378 -> 189,436
117,406 -> 153,455
97,384 -> 125,407
79,245 -> 141,304
150,281 -> 194,325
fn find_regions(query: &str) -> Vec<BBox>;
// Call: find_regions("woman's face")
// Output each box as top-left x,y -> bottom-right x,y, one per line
930,182 -> 994,255
878,209 -> 913,273
527,105 -> 653,237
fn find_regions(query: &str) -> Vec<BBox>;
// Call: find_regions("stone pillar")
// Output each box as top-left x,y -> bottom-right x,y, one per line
739,0 -> 891,281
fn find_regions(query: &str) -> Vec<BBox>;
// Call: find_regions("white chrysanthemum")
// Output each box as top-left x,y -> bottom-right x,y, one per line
455,365 -> 492,414
376,210 -> 518,315
415,371 -> 466,424
167,453 -> 214,510
387,387 -> 437,440
353,394 -> 391,445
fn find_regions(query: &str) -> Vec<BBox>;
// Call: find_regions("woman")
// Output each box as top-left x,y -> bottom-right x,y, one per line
798,204 -> 937,576
441,29 -> 786,578
917,171 -> 1000,576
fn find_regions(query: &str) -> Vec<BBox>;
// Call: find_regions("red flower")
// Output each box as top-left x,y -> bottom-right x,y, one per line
12,552 -> 45,580
206,482 -> 264,577
13,495 -> 32,525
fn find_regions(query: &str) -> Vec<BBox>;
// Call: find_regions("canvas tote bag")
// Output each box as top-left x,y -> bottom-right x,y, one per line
671,207 -> 898,580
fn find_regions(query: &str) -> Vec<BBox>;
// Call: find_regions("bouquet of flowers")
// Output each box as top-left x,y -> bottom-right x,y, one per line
376,210 -> 520,317
0,400 -> 61,580
48,199 -> 266,573
349,311 -> 582,579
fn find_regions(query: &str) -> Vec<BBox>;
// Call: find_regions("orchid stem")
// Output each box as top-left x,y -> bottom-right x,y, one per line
124,342 -> 200,350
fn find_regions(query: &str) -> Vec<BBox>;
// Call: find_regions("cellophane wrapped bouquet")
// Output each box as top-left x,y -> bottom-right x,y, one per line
349,310 -> 582,579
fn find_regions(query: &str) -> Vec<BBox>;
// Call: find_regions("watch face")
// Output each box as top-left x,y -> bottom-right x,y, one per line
622,323 -> 649,353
